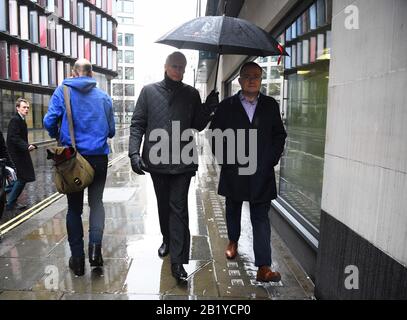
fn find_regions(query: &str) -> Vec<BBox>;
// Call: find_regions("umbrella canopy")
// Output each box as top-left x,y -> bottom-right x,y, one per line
156,15 -> 288,57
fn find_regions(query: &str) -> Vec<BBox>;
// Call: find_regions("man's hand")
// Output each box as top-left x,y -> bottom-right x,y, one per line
130,153 -> 146,175
204,90 -> 219,113
28,144 -> 37,151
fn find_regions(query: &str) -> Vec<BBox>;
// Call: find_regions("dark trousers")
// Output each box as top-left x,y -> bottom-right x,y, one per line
66,155 -> 108,257
151,172 -> 193,264
225,197 -> 272,267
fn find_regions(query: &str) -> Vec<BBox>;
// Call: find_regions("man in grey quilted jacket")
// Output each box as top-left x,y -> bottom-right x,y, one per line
128,51 -> 218,281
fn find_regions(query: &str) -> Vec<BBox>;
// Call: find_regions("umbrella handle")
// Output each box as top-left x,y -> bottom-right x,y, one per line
213,53 -> 220,91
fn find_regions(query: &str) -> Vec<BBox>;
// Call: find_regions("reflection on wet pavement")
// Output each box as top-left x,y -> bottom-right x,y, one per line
0,129 -> 314,300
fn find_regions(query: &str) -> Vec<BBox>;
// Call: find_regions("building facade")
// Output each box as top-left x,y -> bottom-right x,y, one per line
110,0 -> 136,124
0,0 -> 118,132
200,0 -> 407,299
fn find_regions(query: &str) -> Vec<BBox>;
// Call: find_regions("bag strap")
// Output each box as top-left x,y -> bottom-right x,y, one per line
63,85 -> 76,148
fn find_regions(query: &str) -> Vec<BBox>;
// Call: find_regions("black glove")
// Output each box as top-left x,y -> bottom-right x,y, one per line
130,153 -> 146,175
204,90 -> 219,113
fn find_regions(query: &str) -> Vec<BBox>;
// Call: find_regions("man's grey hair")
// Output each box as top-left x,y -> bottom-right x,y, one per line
73,58 -> 93,76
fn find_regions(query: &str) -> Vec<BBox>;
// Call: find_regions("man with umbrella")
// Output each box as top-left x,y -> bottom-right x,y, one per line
209,61 -> 287,282
128,51 -> 219,281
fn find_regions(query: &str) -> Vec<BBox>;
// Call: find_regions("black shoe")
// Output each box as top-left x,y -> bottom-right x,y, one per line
171,263 -> 187,280
69,256 -> 85,276
89,244 -> 103,267
158,242 -> 169,258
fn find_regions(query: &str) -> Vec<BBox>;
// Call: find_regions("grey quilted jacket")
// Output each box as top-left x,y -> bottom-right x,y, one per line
129,78 -> 212,174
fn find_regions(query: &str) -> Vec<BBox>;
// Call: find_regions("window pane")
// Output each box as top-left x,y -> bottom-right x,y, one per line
32,93 -> 42,129
118,50 -> 123,63
125,84 -> 134,96
317,0 -> 326,27
124,50 -> 134,63
279,66 -> 329,229
260,83 -> 267,94
113,100 -> 124,112
125,67 -> 134,80
113,84 -> 123,96
310,4 -> 317,30
261,67 -> 267,79
125,100 -> 135,112
123,0 -> 134,13
118,33 -> 122,46
117,67 -> 123,79
124,33 -> 134,46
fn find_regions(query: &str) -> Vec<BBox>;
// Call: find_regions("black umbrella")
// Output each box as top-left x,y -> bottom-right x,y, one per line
156,15 -> 288,90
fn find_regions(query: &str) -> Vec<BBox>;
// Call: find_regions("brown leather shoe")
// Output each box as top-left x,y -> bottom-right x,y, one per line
256,266 -> 281,282
225,241 -> 238,259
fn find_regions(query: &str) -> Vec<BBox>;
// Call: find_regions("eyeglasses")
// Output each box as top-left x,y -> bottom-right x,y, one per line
240,75 -> 262,81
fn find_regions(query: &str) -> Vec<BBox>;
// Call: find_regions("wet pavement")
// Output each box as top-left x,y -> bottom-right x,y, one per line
0,128 -> 314,300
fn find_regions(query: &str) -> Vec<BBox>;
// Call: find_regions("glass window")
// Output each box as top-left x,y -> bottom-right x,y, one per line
118,50 -> 123,63
296,17 -> 302,37
118,33 -> 123,46
125,67 -> 134,80
310,4 -> 317,30
124,50 -> 134,63
296,42 -> 302,67
124,33 -> 134,47
291,44 -> 297,68
270,68 -> 281,80
277,0 -> 332,229
1,90 -> 14,131
291,21 -> 297,40
117,0 -> 134,13
302,10 -> 309,34
261,67 -> 267,79
316,0 -> 326,27
113,100 -> 124,112
113,84 -> 123,96
302,39 -> 309,65
285,26 -> 292,42
117,67 -> 123,79
260,83 -> 267,94
268,83 -> 281,98
123,0 -> 134,13
32,93 -> 43,129
279,66 -> 329,228
125,84 -> 134,96
125,100 -> 135,112
284,47 -> 291,69
117,16 -> 134,24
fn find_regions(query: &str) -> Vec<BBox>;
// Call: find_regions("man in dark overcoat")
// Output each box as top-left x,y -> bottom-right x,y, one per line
209,61 -> 287,282
6,98 -> 36,210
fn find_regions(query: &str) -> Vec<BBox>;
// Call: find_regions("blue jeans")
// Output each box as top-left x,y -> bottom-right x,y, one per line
66,155 -> 108,257
6,179 -> 26,209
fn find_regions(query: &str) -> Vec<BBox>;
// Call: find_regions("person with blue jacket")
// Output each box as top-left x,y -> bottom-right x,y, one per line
44,59 -> 115,276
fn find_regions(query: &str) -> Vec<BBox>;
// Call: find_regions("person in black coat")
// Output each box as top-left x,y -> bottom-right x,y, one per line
6,98 -> 36,210
129,51 -> 218,281
209,61 -> 287,283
